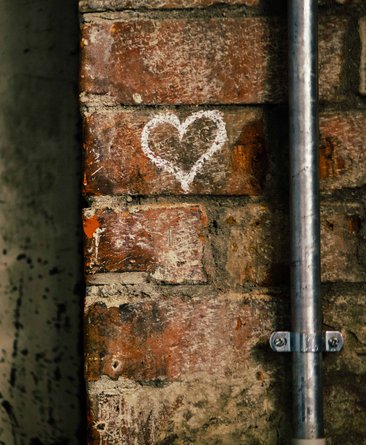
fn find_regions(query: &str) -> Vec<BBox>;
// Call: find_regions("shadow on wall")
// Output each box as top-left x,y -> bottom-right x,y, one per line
0,1 -> 84,444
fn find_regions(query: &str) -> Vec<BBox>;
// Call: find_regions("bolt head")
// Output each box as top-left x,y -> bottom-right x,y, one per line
274,337 -> 287,348
328,336 -> 339,348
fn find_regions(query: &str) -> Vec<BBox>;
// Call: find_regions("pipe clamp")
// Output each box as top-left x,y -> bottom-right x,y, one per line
270,331 -> 343,353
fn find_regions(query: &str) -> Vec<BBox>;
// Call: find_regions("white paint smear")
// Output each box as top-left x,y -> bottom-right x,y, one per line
141,110 -> 227,192
87,227 -> 105,267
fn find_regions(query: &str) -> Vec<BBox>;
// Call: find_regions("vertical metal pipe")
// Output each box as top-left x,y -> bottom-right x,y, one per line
288,0 -> 324,442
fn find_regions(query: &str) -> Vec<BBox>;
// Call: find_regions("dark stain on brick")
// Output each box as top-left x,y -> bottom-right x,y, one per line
157,434 -> 179,445
347,215 -> 362,234
325,220 -> 335,231
87,302 -> 107,325
119,303 -> 136,322
319,136 -> 346,180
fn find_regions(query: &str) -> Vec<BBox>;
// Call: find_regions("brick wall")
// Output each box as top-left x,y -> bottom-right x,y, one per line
80,1 -> 366,444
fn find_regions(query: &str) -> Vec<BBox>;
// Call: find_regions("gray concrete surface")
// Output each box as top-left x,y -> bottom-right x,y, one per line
0,1 -> 83,444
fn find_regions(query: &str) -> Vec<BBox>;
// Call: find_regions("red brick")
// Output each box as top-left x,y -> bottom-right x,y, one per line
83,108 -> 266,196
80,17 -> 347,105
83,205 -> 208,283
83,110 -> 366,197
80,0 -> 258,11
319,112 -> 366,190
223,203 -> 366,286
85,295 -> 277,382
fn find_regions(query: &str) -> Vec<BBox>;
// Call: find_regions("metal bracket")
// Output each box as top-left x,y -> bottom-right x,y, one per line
270,331 -> 343,353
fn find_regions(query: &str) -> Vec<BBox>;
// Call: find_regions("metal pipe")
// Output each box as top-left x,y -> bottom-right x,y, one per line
288,1 -> 324,443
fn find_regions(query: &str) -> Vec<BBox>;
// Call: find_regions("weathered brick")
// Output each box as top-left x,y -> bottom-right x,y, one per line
360,17 -> 366,95
223,203 -> 366,286
85,290 -> 366,445
87,373 -> 287,445
84,109 -> 365,197
80,1 -> 366,443
321,204 -> 366,282
319,111 -> 366,190
86,372 -> 364,445
80,17 -> 347,105
323,291 -> 366,444
80,0 -> 258,11
223,204 -> 289,286
323,380 -> 366,445
88,372 -> 366,445
324,292 -> 366,376
83,108 -> 266,196
83,205 -> 208,283
84,294 -> 278,382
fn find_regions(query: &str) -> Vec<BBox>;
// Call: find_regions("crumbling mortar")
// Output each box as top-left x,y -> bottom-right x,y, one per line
79,8 -> 260,24
84,194 -> 366,211
80,103 -> 268,117
80,93 -> 366,111
86,194 -> 271,210
79,0 -> 366,16
79,5 -> 260,20
85,287 -> 278,307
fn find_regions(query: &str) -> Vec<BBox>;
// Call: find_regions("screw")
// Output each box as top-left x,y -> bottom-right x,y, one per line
328,336 -> 339,349
274,337 -> 287,348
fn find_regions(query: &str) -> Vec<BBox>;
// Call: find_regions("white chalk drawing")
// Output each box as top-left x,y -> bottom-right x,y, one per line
141,110 -> 227,192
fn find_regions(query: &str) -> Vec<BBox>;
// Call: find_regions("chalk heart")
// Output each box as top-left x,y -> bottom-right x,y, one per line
141,110 -> 228,192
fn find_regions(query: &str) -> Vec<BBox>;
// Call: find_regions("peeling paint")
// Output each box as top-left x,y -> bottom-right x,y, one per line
84,215 -> 100,239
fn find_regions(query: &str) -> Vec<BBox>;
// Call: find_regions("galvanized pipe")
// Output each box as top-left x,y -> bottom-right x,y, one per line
288,1 -> 324,443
